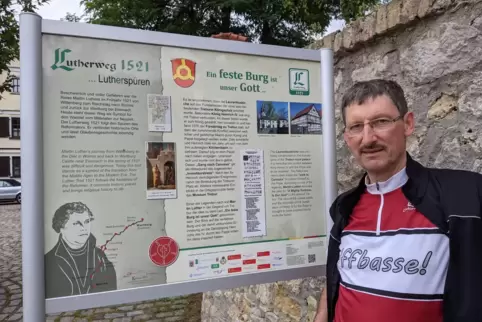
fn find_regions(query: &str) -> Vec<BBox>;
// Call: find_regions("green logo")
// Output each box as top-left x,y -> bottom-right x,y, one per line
289,68 -> 310,95
211,264 -> 220,269
51,48 -> 74,71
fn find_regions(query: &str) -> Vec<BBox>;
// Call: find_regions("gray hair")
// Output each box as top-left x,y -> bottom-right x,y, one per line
340,79 -> 408,125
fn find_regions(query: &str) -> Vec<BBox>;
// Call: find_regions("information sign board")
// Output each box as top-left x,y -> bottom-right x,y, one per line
19,12 -> 337,320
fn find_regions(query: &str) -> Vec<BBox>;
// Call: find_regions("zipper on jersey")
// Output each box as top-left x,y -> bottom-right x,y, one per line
376,182 -> 384,236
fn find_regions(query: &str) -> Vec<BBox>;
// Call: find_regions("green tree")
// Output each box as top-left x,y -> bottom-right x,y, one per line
80,0 -> 384,48
0,0 -> 50,99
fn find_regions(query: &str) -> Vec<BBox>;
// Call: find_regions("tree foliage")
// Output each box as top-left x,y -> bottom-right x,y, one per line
0,0 -> 50,99
80,0 -> 383,48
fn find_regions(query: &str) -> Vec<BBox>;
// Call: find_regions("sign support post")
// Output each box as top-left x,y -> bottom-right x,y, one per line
320,49 -> 337,236
20,12 -> 45,322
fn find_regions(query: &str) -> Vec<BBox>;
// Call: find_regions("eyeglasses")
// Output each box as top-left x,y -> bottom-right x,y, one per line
344,115 -> 403,136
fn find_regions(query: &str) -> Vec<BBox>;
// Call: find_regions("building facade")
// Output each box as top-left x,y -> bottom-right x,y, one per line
290,104 -> 322,134
0,60 -> 21,179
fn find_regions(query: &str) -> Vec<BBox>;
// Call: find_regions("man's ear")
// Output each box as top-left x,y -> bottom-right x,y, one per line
404,111 -> 415,137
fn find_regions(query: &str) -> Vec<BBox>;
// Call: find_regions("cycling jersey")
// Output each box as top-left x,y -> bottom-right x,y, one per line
334,168 -> 448,322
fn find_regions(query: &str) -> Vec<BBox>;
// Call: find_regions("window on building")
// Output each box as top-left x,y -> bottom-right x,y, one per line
12,156 -> 21,178
0,118 -> 8,138
11,117 -> 20,139
0,157 -> 9,177
11,77 -> 20,94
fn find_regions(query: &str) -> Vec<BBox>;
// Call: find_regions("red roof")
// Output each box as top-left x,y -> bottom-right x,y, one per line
292,104 -> 322,120
211,33 -> 248,42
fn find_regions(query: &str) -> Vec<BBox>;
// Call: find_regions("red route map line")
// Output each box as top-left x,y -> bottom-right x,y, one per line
99,218 -> 145,252
90,218 -> 144,283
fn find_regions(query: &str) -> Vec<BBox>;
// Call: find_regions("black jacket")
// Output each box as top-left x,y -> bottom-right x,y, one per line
45,233 -> 117,299
326,153 -> 482,322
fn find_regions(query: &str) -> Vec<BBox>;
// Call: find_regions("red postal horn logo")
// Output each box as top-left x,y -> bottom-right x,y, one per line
171,58 -> 196,88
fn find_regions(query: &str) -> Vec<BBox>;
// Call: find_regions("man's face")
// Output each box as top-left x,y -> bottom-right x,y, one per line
61,211 -> 92,248
343,95 -> 414,176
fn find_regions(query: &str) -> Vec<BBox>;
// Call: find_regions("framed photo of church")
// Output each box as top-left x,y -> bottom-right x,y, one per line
145,141 -> 177,199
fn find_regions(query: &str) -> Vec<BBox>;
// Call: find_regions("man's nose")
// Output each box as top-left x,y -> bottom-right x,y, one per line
360,124 -> 377,145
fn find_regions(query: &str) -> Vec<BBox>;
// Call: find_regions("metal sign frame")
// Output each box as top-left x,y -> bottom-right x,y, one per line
19,12 -> 336,321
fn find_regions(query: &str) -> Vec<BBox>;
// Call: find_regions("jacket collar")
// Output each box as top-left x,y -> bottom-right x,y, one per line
338,152 -> 429,219
366,167 -> 408,195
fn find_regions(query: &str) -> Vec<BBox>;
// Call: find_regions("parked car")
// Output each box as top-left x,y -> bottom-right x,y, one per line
0,178 -> 21,204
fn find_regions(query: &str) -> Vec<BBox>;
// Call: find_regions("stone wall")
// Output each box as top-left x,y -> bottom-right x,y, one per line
46,294 -> 203,321
202,0 -> 482,321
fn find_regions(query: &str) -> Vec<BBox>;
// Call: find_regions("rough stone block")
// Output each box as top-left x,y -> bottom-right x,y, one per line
133,315 -> 152,320
95,307 -> 114,314
322,33 -> 335,50
3,307 -> 15,314
163,317 -> 184,322
156,311 -> 174,318
427,94 -> 458,120
9,299 -> 20,306
376,5 -> 388,35
104,313 -> 125,319
432,0 -> 454,11
7,313 -> 22,321
400,0 -> 420,22
266,312 -> 279,322
418,0 -> 433,18
59,317 -> 74,322
126,310 -> 144,317
80,309 -> 94,316
174,309 -> 185,316
307,295 -> 318,310
400,22 -> 482,84
342,24 -> 355,50
387,0 -> 402,29
357,13 -> 377,43
249,316 -> 265,322
333,32 -> 343,52
458,76 -> 482,118
243,293 -> 257,307
135,303 -> 153,310
112,318 -> 132,322
275,296 -> 301,320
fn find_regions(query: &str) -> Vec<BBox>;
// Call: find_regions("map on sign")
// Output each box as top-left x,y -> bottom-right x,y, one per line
41,32 -> 326,300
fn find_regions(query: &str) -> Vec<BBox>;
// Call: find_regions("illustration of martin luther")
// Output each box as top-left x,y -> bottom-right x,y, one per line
45,202 -> 117,298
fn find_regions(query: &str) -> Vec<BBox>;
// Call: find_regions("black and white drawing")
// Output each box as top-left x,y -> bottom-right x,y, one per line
147,94 -> 172,132
44,202 -> 117,298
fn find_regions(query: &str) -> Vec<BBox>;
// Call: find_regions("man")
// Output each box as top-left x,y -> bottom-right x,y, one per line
315,79 -> 482,322
45,201 -> 117,298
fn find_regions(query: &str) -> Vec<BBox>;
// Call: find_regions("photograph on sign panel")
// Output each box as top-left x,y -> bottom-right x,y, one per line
256,100 -> 289,134
146,141 -> 177,200
44,201 -> 118,299
289,102 -> 322,135
147,94 -> 172,132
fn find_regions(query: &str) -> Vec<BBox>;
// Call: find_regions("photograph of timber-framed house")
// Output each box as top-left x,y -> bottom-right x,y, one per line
289,103 -> 322,135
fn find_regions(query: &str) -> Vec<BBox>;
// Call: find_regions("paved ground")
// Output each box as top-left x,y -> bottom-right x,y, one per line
0,203 -> 203,322
0,203 -> 23,321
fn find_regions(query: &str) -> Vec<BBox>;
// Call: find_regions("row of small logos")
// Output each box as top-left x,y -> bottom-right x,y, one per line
189,262 -> 285,279
188,250 -> 285,278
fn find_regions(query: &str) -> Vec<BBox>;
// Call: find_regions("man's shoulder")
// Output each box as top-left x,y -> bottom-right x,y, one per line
329,184 -> 363,221
425,166 -> 482,186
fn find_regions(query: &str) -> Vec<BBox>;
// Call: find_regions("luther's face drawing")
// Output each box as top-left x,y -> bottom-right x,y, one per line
61,211 -> 92,248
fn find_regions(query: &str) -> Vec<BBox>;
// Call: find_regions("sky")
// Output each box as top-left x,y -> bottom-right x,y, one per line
34,0 -> 346,36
